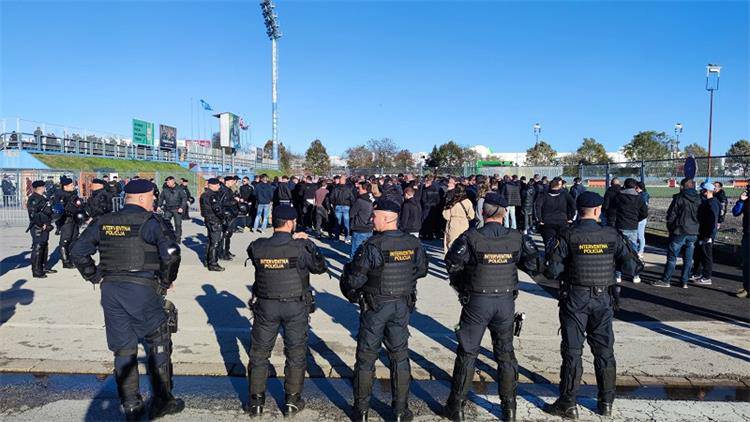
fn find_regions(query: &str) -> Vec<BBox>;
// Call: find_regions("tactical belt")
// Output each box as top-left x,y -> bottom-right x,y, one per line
568,284 -> 611,295
101,274 -> 158,289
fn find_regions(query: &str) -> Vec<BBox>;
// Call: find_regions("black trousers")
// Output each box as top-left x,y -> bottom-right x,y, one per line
448,293 -> 517,404
30,225 -> 50,276
206,220 -> 223,266
59,221 -> 79,264
540,223 -> 566,247
248,298 -> 309,403
558,286 -> 616,407
101,281 -> 172,407
692,239 -> 714,279
162,209 -> 183,240
353,297 -> 412,413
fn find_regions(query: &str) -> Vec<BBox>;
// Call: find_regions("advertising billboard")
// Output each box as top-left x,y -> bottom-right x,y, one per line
159,124 -> 177,149
132,119 -> 154,146
218,112 -> 241,150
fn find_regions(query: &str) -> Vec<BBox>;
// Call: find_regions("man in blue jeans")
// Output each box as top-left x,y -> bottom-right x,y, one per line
330,176 -> 356,243
654,178 -> 700,288
611,178 -> 648,283
349,181 -> 374,260
253,174 -> 275,233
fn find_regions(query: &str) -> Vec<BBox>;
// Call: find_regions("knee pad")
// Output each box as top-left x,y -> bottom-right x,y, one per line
145,323 -> 172,365
355,350 -> 379,370
388,349 -> 409,364
562,347 -> 583,361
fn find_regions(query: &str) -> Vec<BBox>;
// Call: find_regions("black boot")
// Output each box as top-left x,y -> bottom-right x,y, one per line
123,402 -> 145,421
394,408 -> 413,422
353,369 -> 374,422
244,393 -> 265,417
31,245 -> 46,278
41,244 -> 57,273
501,399 -> 516,422
351,409 -> 368,422
61,247 -> 75,268
283,393 -> 305,417
146,338 -> 184,419
391,366 -> 412,422
114,361 -> 144,422
207,249 -> 225,272
544,400 -> 579,420
597,401 -> 613,417
443,398 -> 465,422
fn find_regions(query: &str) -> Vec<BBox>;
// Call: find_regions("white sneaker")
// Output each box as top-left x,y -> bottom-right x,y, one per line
689,274 -> 702,281
695,278 -> 712,285
638,253 -> 644,260
633,276 -> 641,284
615,275 -> 622,284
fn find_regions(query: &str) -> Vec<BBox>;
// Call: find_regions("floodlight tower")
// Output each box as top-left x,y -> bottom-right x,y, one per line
705,64 -> 721,177
533,123 -> 541,145
261,0 -> 282,160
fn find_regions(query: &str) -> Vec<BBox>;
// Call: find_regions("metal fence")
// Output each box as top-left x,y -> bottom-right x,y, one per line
0,168 -> 204,226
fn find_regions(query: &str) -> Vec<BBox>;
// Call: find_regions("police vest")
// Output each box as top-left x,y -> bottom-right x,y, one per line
464,229 -> 521,294
98,212 -> 160,273
251,239 -> 308,299
566,226 -> 618,287
363,233 -> 419,297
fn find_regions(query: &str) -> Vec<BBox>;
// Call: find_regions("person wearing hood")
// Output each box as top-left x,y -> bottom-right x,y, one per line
654,178 -> 701,288
611,178 -> 648,283
534,178 -> 576,246
690,181 -> 721,286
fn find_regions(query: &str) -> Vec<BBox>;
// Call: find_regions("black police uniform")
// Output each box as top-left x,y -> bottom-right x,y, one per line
158,183 -> 187,240
27,190 -> 56,278
341,229 -> 428,421
218,183 -> 239,260
70,203 -> 183,420
199,187 -> 225,271
245,230 -> 328,416
86,187 -> 113,220
54,188 -> 85,268
443,222 -> 540,421
545,217 -> 639,418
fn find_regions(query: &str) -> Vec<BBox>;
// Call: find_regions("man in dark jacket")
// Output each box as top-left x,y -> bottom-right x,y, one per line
611,178 -> 648,283
239,176 -> 254,229
534,179 -> 576,246
601,178 -> 621,227
690,181 -> 721,285
654,178 -> 701,288
713,181 -> 728,228
521,180 -> 536,234
349,181 -> 374,260
399,187 -> 422,236
301,176 -> 318,230
157,176 -> 187,241
180,178 -> 193,220
732,183 -> 750,298
275,175 -> 293,206
253,174 -> 275,233
86,179 -> 114,221
500,177 -> 522,230
419,176 -> 442,240
330,176 -> 356,242
569,177 -> 586,201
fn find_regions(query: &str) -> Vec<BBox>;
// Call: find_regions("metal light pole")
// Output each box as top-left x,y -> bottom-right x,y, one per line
705,64 -> 721,177
533,123 -> 541,145
261,0 -> 282,161
673,123 -> 683,159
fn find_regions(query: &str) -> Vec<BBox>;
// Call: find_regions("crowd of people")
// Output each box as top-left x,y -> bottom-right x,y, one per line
19,170 -> 749,422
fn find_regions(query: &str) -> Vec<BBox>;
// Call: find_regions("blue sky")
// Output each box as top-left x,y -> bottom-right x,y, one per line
1,1 -> 748,156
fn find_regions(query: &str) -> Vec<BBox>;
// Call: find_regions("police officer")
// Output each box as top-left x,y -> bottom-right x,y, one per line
54,176 -> 85,268
218,176 -> 239,260
27,180 -> 57,278
70,179 -> 184,420
245,204 -> 328,417
442,193 -> 540,422
544,191 -> 640,419
180,178 -> 193,220
341,198 -> 428,422
199,178 -> 225,271
157,176 -> 187,241
85,178 -> 113,221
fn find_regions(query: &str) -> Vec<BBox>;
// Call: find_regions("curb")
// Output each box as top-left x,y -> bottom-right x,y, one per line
2,358 -> 748,388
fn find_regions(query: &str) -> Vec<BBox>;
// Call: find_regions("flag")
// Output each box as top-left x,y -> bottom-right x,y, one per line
239,118 -> 249,130
199,99 -> 213,111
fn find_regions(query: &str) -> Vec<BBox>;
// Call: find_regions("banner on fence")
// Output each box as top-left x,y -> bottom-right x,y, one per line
216,112 -> 240,150
159,124 -> 177,150
132,119 -> 154,146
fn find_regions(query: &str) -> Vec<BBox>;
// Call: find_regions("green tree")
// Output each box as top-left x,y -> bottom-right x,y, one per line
435,141 -> 467,167
576,138 -> 610,164
425,145 -> 440,168
263,139 -> 274,159
622,131 -> 670,161
304,139 -> 331,175
278,142 -> 293,174
682,143 -> 708,158
345,145 -> 373,169
367,138 -> 397,168
525,141 -> 557,166
393,149 -> 415,168
726,139 -> 750,177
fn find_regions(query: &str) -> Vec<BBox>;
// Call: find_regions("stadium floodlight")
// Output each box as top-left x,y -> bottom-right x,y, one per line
705,64 -> 721,176
533,123 -> 541,145
260,0 -> 281,160
671,123 -> 683,159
